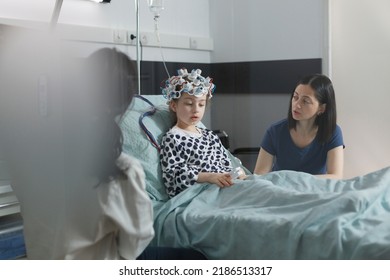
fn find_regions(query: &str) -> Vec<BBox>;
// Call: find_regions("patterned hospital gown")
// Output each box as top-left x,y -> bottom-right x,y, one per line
160,126 -> 233,198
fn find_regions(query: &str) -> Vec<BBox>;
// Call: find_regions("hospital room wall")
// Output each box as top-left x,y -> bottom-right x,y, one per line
0,0 -> 214,124
208,0 -> 390,177
330,0 -> 390,178
4,1 -> 386,178
209,0 -> 326,156
0,0 -> 326,170
0,0 -> 211,62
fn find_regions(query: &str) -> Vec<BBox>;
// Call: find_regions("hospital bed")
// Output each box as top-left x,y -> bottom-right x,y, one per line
120,95 -> 390,260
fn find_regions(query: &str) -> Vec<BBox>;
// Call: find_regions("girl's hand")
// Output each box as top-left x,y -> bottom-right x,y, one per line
212,173 -> 234,188
197,172 -> 234,187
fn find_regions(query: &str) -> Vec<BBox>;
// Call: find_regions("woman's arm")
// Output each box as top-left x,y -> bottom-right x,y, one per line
316,146 -> 344,179
253,148 -> 274,175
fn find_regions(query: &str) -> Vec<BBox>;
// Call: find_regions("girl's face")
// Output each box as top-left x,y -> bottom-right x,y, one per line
291,84 -> 325,122
170,93 -> 207,129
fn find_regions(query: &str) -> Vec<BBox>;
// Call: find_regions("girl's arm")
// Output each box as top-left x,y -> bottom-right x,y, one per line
316,146 -> 344,179
211,130 -> 234,173
253,148 -> 274,175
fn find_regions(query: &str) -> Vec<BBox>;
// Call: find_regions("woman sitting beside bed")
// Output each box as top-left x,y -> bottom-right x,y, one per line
254,74 -> 345,179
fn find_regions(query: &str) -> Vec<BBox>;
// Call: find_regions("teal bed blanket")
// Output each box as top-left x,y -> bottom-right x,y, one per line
152,168 -> 390,259
120,95 -> 390,259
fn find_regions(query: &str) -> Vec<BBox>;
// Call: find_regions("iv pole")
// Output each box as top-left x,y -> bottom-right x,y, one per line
51,0 -> 64,28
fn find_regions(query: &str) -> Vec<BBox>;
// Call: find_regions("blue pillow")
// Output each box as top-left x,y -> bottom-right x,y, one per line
119,95 -> 174,201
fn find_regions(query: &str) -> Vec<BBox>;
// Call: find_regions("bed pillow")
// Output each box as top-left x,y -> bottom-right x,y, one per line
119,95 -> 175,202
119,95 -> 246,202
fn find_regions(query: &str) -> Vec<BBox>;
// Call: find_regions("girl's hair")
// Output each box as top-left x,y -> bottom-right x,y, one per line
287,74 -> 337,144
86,48 -> 137,182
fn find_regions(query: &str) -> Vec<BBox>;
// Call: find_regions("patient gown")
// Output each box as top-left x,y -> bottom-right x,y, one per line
160,126 -> 233,198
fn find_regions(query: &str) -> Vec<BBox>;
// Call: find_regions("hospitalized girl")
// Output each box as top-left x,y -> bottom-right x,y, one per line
160,68 -> 245,198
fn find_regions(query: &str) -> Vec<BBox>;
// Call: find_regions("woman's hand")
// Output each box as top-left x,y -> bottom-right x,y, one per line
254,148 -> 274,175
197,172 -> 234,188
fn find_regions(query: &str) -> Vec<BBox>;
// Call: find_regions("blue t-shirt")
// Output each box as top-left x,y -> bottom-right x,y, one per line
261,119 -> 344,174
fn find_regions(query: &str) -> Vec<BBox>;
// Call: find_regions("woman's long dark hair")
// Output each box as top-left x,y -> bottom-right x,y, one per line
287,74 -> 337,144
86,48 -> 137,182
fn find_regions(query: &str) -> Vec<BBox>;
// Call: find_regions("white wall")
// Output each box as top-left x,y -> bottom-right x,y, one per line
0,0 -> 212,63
210,0 -> 325,63
209,0 -> 325,157
0,0 -> 55,22
0,0 -> 213,124
0,0 -> 329,168
330,0 -> 390,178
